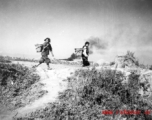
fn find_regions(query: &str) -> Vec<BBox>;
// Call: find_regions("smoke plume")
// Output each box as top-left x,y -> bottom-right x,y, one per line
87,37 -> 108,54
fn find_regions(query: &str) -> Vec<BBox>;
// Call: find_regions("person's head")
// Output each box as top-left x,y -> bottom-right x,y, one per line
44,38 -> 51,43
85,41 -> 90,47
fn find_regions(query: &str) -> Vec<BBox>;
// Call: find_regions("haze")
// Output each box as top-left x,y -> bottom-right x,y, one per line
0,0 -> 152,64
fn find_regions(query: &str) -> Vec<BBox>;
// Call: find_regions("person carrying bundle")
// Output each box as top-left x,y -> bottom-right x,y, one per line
75,41 -> 90,67
81,41 -> 90,67
33,38 -> 54,70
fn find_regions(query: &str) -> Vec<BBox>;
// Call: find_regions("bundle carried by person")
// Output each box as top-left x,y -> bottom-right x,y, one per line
35,44 -> 43,52
75,48 -> 83,55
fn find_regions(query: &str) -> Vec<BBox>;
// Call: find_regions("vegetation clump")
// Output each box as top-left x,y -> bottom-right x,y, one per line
0,56 -> 11,63
0,61 -> 46,111
21,68 -> 152,120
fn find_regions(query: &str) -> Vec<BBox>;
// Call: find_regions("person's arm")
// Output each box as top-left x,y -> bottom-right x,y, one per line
83,47 -> 88,57
51,51 -> 54,57
49,44 -> 54,57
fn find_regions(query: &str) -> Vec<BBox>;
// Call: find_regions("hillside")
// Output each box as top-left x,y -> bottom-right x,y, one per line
0,57 -> 152,120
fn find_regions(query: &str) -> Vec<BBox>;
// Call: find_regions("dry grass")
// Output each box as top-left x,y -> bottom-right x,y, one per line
17,67 -> 152,120
0,61 -> 46,111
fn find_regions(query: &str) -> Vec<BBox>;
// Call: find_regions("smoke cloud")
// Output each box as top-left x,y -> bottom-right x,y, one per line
110,23 -> 152,48
87,37 -> 108,54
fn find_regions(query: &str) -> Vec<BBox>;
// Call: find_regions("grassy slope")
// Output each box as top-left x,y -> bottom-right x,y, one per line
17,68 -> 152,120
1,55 -> 152,120
0,61 -> 47,118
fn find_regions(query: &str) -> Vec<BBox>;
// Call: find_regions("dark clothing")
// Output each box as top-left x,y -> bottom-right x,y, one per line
39,42 -> 52,64
81,45 -> 90,66
39,55 -> 51,65
41,42 -> 52,56
82,54 -> 90,66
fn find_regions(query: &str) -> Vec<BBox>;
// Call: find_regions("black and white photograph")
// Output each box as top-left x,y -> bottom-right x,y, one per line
0,0 -> 152,119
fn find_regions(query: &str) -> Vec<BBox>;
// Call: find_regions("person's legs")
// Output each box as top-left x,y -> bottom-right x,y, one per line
82,54 -> 85,67
82,54 -> 88,67
33,56 -> 44,68
45,57 -> 52,70
85,57 -> 90,66
46,63 -> 52,70
34,63 -> 41,68
81,54 -> 90,67
33,62 -> 42,68
84,57 -> 90,66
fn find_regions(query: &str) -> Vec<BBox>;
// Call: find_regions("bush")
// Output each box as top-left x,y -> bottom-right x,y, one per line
0,56 -> 11,63
125,51 -> 139,67
24,68 -> 152,120
0,63 -> 41,109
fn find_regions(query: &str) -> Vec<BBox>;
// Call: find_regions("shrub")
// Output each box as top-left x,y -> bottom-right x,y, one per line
125,51 -> 139,67
0,56 -> 11,63
0,62 -> 41,109
24,68 -> 152,120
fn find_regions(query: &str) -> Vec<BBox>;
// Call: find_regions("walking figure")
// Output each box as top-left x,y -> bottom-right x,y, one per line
33,38 -> 54,70
81,41 -> 90,67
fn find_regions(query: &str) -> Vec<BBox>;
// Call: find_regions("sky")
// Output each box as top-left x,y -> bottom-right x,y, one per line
0,0 -> 152,64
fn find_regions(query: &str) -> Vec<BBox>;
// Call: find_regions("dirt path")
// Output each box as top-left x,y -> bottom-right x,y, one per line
0,62 -> 80,120
16,66 -> 77,118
